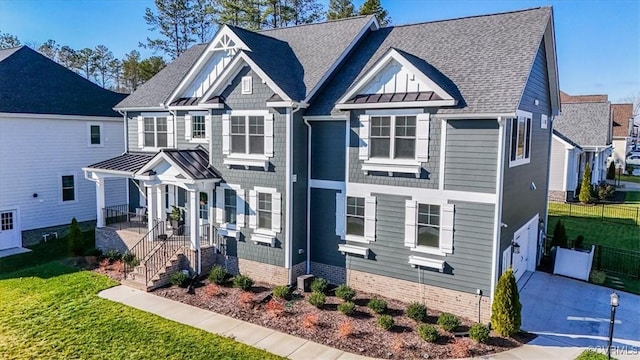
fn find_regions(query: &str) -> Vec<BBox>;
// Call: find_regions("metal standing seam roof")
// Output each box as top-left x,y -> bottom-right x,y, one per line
345,91 -> 441,104
86,153 -> 155,173
161,148 -> 221,180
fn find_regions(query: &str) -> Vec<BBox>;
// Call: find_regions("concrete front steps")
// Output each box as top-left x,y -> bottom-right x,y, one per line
122,250 -> 187,292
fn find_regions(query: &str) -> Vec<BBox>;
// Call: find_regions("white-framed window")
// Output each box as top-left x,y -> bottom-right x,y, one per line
335,192 -> 376,243
199,192 -> 208,220
215,184 -> 245,235
257,193 -> 272,230
248,187 -> 281,244
87,123 -> 103,147
60,174 -> 77,203
137,115 -> 174,149
0,211 -> 13,231
184,113 -> 210,143
222,111 -> 274,169
359,112 -> 429,176
224,188 -> 237,224
241,76 -> 253,94
405,200 -> 454,255
509,112 -> 533,167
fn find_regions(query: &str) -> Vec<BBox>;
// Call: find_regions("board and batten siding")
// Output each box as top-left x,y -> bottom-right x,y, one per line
291,111 -> 309,265
346,193 -> 495,295
310,121 -> 346,181
443,119 -> 498,193
209,67 -> 287,267
309,188 -> 346,267
0,115 -> 124,231
549,137 -> 567,191
500,39 -> 553,266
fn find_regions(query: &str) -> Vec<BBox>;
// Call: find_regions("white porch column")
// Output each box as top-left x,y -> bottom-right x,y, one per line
156,185 -> 166,222
95,177 -> 106,228
189,190 -> 199,251
147,185 -> 157,234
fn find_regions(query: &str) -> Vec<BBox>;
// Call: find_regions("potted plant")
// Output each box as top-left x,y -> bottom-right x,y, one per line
170,206 -> 185,235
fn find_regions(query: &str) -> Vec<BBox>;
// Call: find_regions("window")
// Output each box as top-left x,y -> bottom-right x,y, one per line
346,196 -> 365,236
199,192 -> 208,220
1,212 -> 13,231
224,189 -> 237,224
257,193 -> 272,229
510,115 -> 532,166
241,76 -> 252,94
61,175 -> 75,202
177,188 -> 187,207
90,125 -> 101,145
417,204 -> 440,248
143,117 -> 168,148
231,115 -> 264,154
192,116 -> 206,139
370,115 -> 416,159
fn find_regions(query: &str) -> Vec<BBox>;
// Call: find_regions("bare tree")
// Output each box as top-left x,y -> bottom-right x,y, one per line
0,31 -> 20,49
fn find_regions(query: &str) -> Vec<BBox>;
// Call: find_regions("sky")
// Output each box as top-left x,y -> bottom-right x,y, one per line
0,0 -> 638,103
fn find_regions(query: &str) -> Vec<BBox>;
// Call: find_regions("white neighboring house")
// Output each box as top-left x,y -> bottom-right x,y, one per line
549,92 -> 612,202
0,46 -> 127,251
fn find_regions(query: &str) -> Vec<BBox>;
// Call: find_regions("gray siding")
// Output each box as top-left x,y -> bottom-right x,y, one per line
444,120 -> 498,193
346,194 -> 494,295
309,188 -> 346,267
210,67 -> 287,267
348,109 -> 440,188
500,40 -> 553,268
549,137 -> 566,191
311,121 -> 346,181
291,111 -> 308,265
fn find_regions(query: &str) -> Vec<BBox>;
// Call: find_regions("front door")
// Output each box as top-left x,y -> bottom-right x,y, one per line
512,225 -> 529,281
0,210 -> 20,250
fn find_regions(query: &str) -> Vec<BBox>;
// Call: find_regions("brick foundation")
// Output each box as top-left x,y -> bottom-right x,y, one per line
347,269 -> 492,323
217,256 -> 290,285
22,220 -> 95,247
310,261 -> 347,285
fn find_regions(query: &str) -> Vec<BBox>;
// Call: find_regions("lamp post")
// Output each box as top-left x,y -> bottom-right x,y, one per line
607,292 -> 620,359
510,240 -> 520,267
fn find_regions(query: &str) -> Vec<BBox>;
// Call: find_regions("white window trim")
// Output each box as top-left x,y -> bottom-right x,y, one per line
339,194 -> 376,243
138,115 -> 174,151
509,110 -> 533,168
186,112 -> 209,144
59,172 -> 78,205
216,183 -> 245,237
338,243 -> 369,257
87,122 -> 104,147
249,186 -> 281,244
241,75 -> 253,94
404,200 -> 454,256
222,110 -> 272,170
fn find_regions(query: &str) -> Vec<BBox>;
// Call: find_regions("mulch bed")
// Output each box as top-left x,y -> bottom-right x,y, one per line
142,277 -> 534,359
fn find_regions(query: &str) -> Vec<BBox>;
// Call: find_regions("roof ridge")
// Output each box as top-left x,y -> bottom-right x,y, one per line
387,6 -> 549,29
259,14 -> 372,32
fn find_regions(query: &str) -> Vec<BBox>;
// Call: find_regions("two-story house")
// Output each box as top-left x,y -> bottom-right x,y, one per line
84,7 -> 559,323
0,46 -> 126,252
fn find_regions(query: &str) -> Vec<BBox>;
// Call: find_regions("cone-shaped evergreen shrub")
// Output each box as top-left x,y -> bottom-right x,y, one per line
551,219 -> 568,248
68,217 -> 84,256
606,161 -> 616,180
579,164 -> 593,203
491,268 -> 522,337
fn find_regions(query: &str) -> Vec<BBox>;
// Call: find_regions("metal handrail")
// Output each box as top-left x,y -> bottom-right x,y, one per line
144,225 -> 191,285
123,220 -> 165,278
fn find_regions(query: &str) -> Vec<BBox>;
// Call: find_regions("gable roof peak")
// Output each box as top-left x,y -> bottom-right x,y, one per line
388,6 -> 550,29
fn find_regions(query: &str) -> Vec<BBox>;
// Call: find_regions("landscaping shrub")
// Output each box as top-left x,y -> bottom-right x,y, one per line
308,292 -> 326,308
302,313 -> 319,329
469,323 -> 490,343
607,161 -> 616,180
85,248 -> 103,257
574,235 -> 585,250
450,338 -> 471,358
337,301 -> 356,316
406,302 -> 427,323
310,277 -> 328,294
590,270 -> 607,285
335,284 -> 356,301
596,181 -> 615,201
105,249 -> 122,263
170,271 -> 189,287
203,284 -> 222,297
337,320 -> 354,338
265,299 -> 285,317
491,268 -> 522,337
579,164 -> 593,203
551,220 -> 568,248
112,260 -> 124,273
417,324 -> 438,342
208,265 -> 231,285
122,251 -> 139,267
239,291 -> 255,305
377,314 -> 394,330
367,297 -> 387,314
437,312 -> 460,332
232,274 -> 254,291
68,218 -> 85,256
272,285 -> 290,300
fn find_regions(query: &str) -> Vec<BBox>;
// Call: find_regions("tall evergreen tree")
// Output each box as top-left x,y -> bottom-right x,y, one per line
140,56 -> 167,82
38,39 -> 60,61
327,0 -> 355,20
75,48 -> 96,80
286,0 -> 323,25
579,164 -> 593,203
142,0 -> 195,59
57,46 -> 78,70
192,0 -> 218,43
491,268 -> 522,337
93,45 -> 115,88
216,0 -> 261,30
0,32 -> 20,49
122,50 -> 142,92
358,0 -> 390,26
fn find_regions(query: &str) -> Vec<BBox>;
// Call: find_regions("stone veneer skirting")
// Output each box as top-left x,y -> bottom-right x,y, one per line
95,227 -> 144,253
548,190 -> 569,202
22,220 -> 95,247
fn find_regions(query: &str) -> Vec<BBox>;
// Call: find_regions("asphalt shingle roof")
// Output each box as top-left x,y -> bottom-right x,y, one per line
0,46 -> 126,117
306,7 -> 552,115
86,153 -> 154,173
553,129 -> 582,149
115,44 -> 207,109
554,101 -> 612,147
611,103 -> 633,138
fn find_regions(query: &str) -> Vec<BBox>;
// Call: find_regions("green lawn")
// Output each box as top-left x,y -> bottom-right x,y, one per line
574,350 -> 612,360
0,262 -> 282,359
548,215 -> 639,251
625,191 -> 640,203
620,174 -> 640,184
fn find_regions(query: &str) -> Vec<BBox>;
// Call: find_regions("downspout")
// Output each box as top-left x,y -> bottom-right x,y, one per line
286,104 -> 303,284
117,110 -> 128,153
303,118 -> 312,275
490,117 -> 506,302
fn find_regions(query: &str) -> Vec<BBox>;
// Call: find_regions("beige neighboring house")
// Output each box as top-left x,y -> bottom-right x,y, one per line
610,103 -> 635,169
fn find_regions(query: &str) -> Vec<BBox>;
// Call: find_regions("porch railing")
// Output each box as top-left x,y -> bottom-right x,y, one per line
199,224 -> 226,254
123,220 -> 165,278
145,225 -> 191,285
103,204 -> 148,233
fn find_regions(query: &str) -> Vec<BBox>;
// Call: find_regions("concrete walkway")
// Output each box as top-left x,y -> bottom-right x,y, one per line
0,247 -> 30,258
99,285 -> 636,359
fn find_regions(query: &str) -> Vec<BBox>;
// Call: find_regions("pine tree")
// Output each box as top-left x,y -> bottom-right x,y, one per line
0,32 -> 20,49
579,164 -> 593,203
606,161 -> 616,180
491,268 -> 522,337
286,0 -> 323,25
68,218 -> 85,257
551,219 -> 568,248
142,0 -> 196,59
358,0 -> 390,26
327,0 -> 355,20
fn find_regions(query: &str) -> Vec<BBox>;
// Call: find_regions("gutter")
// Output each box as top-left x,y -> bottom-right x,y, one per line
490,117 -> 507,301
286,103 -> 304,284
303,118 -> 312,275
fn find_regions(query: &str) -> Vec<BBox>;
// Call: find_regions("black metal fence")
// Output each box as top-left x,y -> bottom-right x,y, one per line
103,204 -> 148,233
549,202 -> 640,225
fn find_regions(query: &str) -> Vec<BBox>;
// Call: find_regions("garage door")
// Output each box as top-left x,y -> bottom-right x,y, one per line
0,210 -> 20,250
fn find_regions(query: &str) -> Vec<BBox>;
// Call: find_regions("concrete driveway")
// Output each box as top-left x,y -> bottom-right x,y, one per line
520,272 -> 640,351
